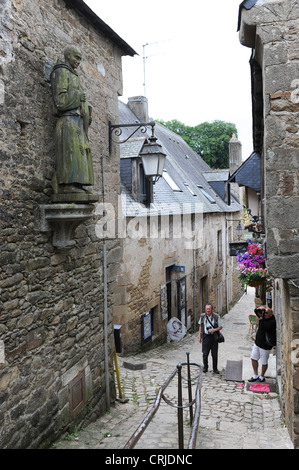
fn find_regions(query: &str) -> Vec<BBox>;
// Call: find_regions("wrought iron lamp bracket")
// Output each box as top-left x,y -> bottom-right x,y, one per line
109,120 -> 155,153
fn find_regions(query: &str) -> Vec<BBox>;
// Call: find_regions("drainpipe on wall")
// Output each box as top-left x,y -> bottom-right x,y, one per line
101,152 -> 110,410
225,217 -> 229,314
103,241 -> 110,409
193,249 -> 197,332
194,273 -> 198,332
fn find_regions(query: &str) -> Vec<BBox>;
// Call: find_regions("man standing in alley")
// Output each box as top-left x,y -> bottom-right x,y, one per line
248,306 -> 276,383
198,303 -> 223,374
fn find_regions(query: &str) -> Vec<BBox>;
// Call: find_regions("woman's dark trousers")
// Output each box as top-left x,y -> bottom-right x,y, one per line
202,334 -> 218,371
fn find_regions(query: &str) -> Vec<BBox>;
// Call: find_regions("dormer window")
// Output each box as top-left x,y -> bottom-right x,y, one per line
138,162 -> 152,206
130,157 -> 152,207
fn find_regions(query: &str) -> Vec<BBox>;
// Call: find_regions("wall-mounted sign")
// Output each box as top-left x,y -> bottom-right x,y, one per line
143,312 -> 152,340
177,277 -> 186,326
229,241 -> 248,256
172,265 -> 185,273
141,311 -> 152,346
160,284 -> 168,320
167,317 -> 186,341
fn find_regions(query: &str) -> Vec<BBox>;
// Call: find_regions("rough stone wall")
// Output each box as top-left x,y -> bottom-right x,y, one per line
240,0 -> 299,447
288,279 -> 299,447
0,0 -> 123,448
259,5 -> 299,448
240,2 -> 299,277
275,278 -> 299,446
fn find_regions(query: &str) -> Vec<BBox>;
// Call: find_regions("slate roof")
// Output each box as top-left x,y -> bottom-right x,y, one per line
118,101 -> 242,217
228,151 -> 261,191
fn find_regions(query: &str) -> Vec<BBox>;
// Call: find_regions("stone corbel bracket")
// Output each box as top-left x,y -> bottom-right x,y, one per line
40,203 -> 95,250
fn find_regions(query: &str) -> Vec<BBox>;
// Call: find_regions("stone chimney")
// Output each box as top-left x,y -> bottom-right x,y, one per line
229,134 -> 242,204
127,96 -> 149,123
229,134 -> 242,175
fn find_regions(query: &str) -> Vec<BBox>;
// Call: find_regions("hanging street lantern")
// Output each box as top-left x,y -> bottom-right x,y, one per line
139,130 -> 166,183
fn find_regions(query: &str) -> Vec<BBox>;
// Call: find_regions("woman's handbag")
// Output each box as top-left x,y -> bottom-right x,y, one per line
206,315 -> 225,343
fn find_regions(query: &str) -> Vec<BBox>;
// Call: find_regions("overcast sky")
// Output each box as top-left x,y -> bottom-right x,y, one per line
85,0 -> 253,159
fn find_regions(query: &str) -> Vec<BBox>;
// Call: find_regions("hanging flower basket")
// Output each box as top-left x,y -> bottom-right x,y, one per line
236,241 -> 274,292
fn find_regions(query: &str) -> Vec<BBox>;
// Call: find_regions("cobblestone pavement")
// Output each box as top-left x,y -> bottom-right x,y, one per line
53,287 -> 294,450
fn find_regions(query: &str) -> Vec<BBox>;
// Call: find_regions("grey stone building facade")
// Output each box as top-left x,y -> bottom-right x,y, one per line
112,97 -> 243,355
238,0 -> 299,448
0,0 -> 135,448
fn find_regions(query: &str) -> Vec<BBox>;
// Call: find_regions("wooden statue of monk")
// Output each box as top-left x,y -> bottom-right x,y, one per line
50,46 -> 94,194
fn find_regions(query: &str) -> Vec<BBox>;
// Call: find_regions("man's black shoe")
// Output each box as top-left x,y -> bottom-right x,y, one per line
213,370 -> 220,374
248,376 -> 259,382
203,368 -> 208,373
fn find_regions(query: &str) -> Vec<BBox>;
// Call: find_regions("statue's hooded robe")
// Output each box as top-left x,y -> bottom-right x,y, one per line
50,62 -> 94,187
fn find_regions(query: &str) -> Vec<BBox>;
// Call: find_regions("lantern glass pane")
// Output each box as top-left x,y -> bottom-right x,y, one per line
141,155 -> 158,176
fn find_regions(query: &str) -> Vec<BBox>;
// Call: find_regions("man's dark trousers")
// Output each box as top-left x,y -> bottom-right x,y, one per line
202,333 -> 218,371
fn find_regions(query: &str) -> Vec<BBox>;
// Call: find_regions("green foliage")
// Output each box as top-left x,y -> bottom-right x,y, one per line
157,119 -> 238,169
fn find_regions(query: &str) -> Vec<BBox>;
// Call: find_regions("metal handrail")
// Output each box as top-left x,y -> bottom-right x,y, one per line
123,353 -> 203,449
188,363 -> 203,449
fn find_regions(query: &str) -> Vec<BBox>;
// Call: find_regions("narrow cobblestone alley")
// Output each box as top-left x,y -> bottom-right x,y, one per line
53,287 -> 294,451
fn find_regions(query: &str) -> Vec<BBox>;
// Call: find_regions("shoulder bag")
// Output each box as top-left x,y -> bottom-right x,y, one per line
206,314 -> 225,343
